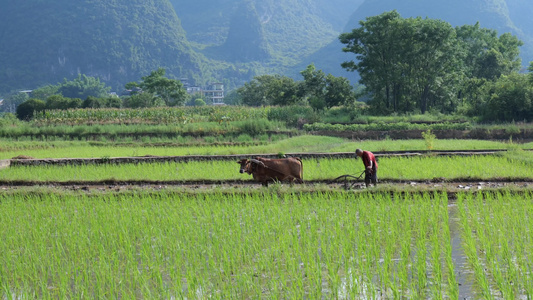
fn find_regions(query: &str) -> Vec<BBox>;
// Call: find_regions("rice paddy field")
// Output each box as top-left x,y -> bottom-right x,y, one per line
1,191 -> 532,299
0,135 -> 529,159
2,135 -> 533,299
1,155 -> 532,183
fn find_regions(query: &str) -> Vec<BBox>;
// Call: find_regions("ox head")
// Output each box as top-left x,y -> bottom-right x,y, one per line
237,159 -> 251,174
238,158 -> 265,174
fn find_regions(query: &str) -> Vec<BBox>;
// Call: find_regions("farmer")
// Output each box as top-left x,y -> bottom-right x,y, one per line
355,148 -> 378,187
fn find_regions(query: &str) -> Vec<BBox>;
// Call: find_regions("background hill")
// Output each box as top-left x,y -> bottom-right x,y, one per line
171,0 -> 360,66
0,0 -> 216,94
0,0 -> 531,97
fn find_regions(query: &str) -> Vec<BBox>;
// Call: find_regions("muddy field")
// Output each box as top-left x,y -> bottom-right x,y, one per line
2,178 -> 531,194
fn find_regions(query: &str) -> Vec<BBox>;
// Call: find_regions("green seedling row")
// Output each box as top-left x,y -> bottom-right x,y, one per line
1,155 -> 532,182
458,191 -> 533,299
0,191 -> 455,299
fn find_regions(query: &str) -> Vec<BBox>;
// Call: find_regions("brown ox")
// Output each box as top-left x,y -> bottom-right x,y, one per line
237,157 -> 304,186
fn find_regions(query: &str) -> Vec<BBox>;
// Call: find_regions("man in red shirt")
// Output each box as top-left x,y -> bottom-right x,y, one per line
355,148 -> 378,187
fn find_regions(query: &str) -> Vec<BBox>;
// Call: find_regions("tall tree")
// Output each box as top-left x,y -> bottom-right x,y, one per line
139,68 -> 188,106
324,74 -> 356,108
340,11 -> 460,114
339,11 -> 403,113
300,64 -> 327,100
483,73 -> 532,121
456,23 -> 523,80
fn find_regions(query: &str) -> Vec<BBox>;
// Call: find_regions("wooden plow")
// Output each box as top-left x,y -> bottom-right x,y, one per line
332,170 -> 366,190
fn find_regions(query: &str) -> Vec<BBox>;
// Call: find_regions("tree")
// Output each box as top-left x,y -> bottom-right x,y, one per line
482,73 -> 533,122
237,74 -> 300,106
16,98 -> 45,120
139,68 -> 188,106
268,76 -> 300,106
529,61 -> 533,84
324,74 -> 355,108
340,11 -> 404,113
456,23 -> 523,80
45,95 -> 82,110
31,85 -> 59,100
340,15 -> 524,116
236,78 -> 268,106
107,97 -> 122,108
300,64 -> 326,101
58,74 -> 111,99
300,64 -> 356,110
83,96 -> 107,108
125,92 -> 160,108
223,90 -> 242,105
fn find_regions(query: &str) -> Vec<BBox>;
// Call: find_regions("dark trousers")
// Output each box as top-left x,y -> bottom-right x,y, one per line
365,168 -> 377,186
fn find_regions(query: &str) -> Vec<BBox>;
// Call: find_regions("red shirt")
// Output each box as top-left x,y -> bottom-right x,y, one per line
361,151 -> 377,170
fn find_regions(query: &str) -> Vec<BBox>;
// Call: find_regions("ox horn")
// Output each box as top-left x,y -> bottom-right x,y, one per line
250,158 -> 266,167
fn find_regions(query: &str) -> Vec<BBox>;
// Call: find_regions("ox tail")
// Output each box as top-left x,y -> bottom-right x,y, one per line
295,157 -> 303,183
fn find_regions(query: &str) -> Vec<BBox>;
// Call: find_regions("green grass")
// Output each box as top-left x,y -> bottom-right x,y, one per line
1,136 -> 529,159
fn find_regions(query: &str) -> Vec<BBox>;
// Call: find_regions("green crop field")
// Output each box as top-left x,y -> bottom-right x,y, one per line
0,135 -> 529,159
457,192 -> 533,299
3,107 -> 533,300
2,154 -> 532,183
2,191 -> 532,299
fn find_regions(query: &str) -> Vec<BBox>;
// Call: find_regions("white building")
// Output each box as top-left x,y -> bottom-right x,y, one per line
181,80 -> 225,105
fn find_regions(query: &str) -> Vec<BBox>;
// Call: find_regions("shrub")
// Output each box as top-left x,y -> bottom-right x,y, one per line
421,129 -> 436,151
193,99 -> 206,106
236,134 -> 253,142
16,99 -> 46,121
239,119 -> 273,135
267,106 -> 320,127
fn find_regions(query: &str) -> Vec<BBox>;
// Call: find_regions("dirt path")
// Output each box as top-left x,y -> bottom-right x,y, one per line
1,179 -> 531,193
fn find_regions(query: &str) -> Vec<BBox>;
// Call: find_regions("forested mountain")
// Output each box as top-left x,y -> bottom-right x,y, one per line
0,0 -> 531,97
170,0 -> 362,66
0,0 -> 214,94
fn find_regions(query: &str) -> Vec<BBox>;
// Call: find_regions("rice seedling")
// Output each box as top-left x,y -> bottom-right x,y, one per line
0,191 -> 457,298
2,155 -> 533,182
457,191 -> 533,299
0,136 -> 347,159
1,136 -> 529,160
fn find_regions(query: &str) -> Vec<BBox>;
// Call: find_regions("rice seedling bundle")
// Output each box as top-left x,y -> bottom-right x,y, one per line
0,191 -> 455,298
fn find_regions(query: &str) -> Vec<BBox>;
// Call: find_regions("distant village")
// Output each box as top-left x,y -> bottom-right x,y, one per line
120,79 -> 225,106
0,80 -> 225,112
180,79 -> 225,106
